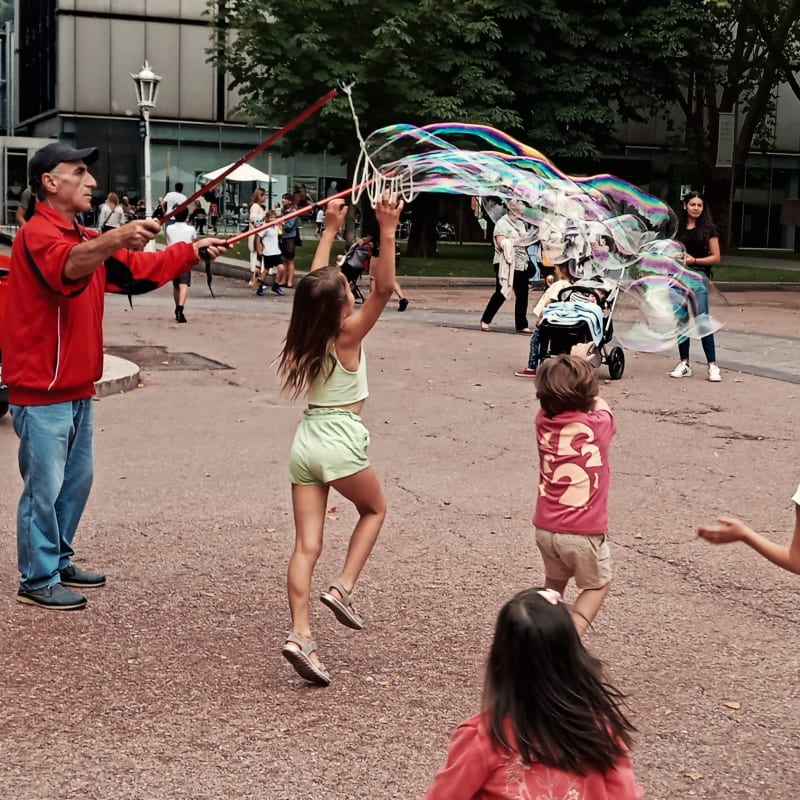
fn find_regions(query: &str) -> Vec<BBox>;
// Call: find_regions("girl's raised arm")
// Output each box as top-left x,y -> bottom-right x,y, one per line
311,200 -> 348,272
339,193 -> 403,344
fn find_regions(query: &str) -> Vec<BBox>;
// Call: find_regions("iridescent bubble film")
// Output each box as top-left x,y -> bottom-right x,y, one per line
353,123 -> 721,351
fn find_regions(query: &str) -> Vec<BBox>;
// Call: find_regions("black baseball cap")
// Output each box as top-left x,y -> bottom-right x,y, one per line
28,142 -> 99,182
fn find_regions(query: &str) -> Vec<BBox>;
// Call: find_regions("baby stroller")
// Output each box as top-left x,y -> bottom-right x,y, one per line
537,277 -> 626,380
339,239 -> 373,305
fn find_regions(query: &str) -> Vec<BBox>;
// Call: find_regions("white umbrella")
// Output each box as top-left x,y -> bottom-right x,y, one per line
201,162 -> 277,183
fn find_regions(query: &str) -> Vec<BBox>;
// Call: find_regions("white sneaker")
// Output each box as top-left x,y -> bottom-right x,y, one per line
708,364 -> 721,382
669,362 -> 692,378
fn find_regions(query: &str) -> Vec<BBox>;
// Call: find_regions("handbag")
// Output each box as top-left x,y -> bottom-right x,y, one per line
295,226 -> 303,247
97,208 -> 110,232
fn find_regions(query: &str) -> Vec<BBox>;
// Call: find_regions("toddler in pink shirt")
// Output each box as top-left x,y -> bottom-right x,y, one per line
534,343 -> 615,634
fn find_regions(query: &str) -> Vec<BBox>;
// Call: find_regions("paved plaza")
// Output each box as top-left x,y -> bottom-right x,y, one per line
1,276 -> 799,799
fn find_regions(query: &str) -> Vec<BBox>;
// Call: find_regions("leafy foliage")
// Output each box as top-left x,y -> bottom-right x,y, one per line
215,0 -> 520,164
636,0 -> 800,174
211,0 -> 674,162
212,0 -> 800,245
496,0 -> 660,158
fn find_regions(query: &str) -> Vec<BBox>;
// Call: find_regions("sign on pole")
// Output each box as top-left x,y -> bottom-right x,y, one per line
716,112 -> 735,168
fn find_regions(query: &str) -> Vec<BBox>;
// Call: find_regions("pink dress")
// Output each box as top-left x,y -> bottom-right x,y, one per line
423,714 -> 643,800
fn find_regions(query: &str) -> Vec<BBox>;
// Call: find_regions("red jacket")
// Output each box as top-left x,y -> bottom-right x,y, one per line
4,203 -> 200,405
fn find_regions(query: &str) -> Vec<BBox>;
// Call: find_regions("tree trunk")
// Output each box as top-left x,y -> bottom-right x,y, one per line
698,162 -> 744,253
456,196 -> 485,243
405,193 -> 438,258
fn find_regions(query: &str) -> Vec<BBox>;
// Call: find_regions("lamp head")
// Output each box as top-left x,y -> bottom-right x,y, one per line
131,61 -> 161,110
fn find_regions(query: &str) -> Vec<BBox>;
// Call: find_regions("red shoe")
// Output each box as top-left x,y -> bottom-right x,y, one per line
514,367 -> 537,378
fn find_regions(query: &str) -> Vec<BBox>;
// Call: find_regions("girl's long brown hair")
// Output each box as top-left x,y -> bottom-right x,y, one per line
277,266 -> 346,399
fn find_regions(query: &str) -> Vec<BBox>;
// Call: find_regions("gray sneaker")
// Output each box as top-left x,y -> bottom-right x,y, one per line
17,583 -> 87,610
60,564 -> 106,588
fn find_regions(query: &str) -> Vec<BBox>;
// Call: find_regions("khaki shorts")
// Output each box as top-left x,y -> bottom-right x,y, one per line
288,408 -> 370,485
535,528 -> 612,589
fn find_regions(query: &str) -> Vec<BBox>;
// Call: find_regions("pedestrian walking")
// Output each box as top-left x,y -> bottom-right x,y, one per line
480,200 -> 533,333
165,206 -> 197,322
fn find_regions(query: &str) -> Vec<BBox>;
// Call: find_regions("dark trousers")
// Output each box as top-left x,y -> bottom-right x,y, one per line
481,265 -> 530,330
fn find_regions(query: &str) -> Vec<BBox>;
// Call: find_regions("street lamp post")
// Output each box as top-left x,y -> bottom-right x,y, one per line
131,62 -> 162,235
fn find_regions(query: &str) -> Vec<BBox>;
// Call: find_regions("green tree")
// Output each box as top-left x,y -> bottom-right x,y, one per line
212,0 -> 665,254
496,0 -> 658,160
213,0 -> 523,254
636,0 -> 800,245
212,0 -> 800,253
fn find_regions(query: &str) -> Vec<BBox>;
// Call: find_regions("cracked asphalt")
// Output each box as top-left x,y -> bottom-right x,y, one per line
0,277 -> 798,799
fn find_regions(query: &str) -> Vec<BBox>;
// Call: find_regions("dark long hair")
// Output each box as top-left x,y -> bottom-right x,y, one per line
277,266 -> 347,399
676,191 -> 716,243
482,588 -> 635,774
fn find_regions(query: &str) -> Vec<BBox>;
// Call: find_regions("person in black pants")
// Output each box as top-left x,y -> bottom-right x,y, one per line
480,205 -> 532,333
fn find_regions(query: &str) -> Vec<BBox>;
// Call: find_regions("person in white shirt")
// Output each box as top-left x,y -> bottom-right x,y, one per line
162,182 -> 187,227
97,192 -> 125,231
165,207 -> 197,322
256,209 -> 284,296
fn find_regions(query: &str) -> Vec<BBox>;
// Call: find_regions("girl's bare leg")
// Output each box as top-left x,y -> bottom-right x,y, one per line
327,467 -> 387,609
286,258 -> 296,287
288,483 -> 329,653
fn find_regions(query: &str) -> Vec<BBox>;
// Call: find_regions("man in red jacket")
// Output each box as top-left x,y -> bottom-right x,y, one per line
4,141 -> 227,610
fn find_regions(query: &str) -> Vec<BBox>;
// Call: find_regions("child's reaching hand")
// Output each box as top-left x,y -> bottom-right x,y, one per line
570,341 -> 595,361
324,199 -> 348,233
311,200 -> 349,271
374,192 -> 404,232
697,517 -> 750,545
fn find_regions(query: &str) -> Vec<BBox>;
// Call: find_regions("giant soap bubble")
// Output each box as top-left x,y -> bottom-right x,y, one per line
351,122 -> 721,351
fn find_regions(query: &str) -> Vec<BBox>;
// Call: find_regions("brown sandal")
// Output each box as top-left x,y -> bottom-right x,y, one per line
281,633 -> 331,686
320,579 -> 363,630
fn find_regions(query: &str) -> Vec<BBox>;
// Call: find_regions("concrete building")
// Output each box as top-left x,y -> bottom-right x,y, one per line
3,0 -> 346,226
3,1 -> 800,249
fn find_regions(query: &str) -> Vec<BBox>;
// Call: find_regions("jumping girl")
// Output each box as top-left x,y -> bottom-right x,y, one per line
424,588 -> 642,799
277,193 -> 403,686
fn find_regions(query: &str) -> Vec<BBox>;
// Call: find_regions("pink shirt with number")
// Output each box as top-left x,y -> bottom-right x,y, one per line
533,407 -> 616,535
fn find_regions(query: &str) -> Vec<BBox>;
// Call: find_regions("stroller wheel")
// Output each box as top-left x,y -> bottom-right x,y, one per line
608,346 -> 625,380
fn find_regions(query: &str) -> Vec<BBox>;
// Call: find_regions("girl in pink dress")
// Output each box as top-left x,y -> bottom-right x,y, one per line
424,588 -> 642,800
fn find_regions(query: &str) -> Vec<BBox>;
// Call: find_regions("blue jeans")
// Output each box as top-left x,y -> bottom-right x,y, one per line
677,275 -> 716,363
527,328 -> 541,370
11,400 -> 94,590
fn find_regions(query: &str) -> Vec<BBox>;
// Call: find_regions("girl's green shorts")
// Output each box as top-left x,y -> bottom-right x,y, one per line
288,408 -> 370,485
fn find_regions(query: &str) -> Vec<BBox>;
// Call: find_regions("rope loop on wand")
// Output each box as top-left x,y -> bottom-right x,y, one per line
339,82 -> 414,208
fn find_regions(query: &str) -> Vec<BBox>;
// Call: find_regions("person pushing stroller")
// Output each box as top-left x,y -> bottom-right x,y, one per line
339,233 -> 408,311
